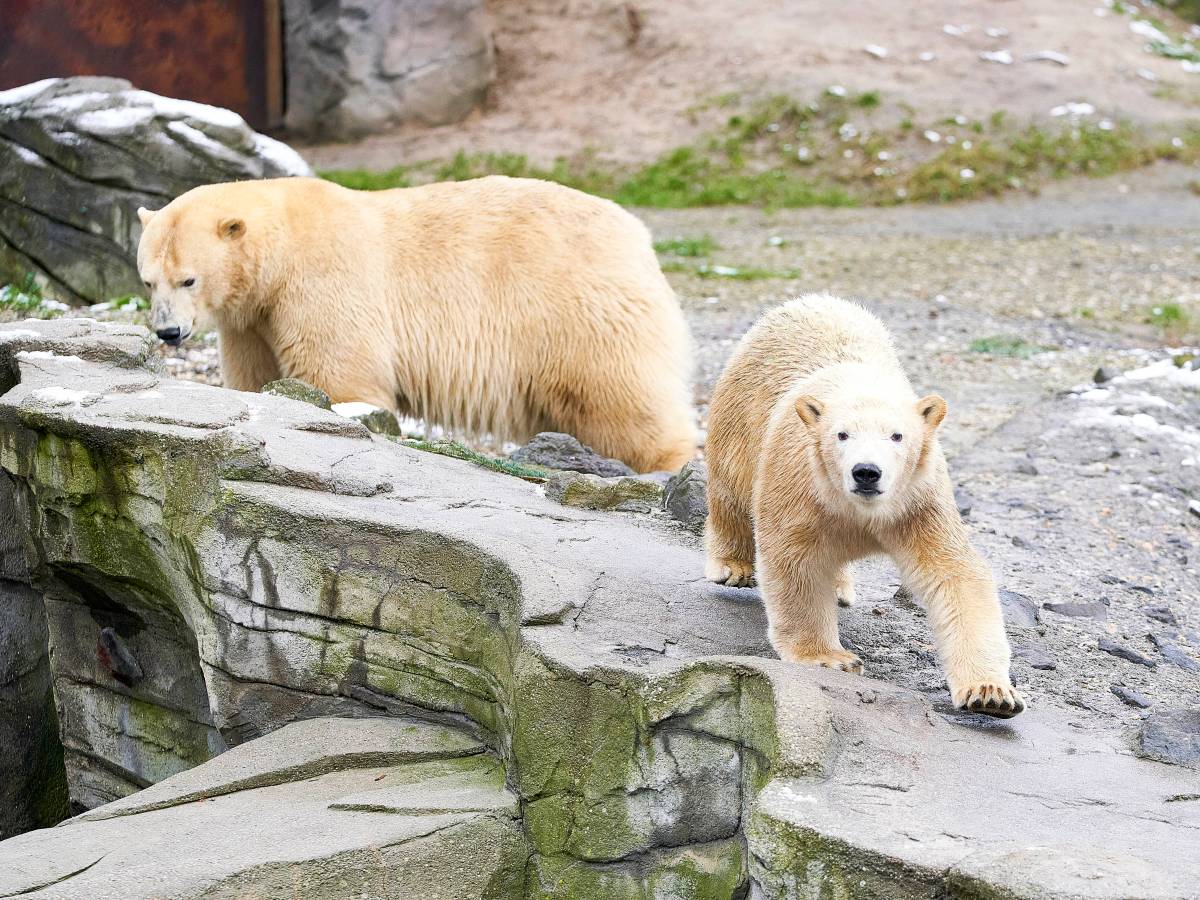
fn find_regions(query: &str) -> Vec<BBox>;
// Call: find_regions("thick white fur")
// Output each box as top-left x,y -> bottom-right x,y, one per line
705,294 -> 1024,717
136,176 -> 697,472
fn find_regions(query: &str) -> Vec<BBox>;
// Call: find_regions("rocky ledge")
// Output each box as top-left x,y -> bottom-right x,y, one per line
0,319 -> 1197,898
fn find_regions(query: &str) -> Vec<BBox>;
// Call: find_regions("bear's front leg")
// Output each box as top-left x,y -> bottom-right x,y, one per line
757,538 -> 862,673
891,503 -> 1026,718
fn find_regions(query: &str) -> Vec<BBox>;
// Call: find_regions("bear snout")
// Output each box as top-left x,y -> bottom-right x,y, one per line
156,326 -> 185,346
851,463 -> 882,495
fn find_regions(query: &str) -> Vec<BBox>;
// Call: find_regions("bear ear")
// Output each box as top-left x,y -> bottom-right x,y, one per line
137,207 -> 157,226
794,395 -> 825,427
218,218 -> 246,240
917,394 -> 947,430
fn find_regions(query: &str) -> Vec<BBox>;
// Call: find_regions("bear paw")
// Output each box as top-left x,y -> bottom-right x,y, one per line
835,579 -> 856,608
953,682 -> 1026,719
780,646 -> 864,674
705,557 -> 755,588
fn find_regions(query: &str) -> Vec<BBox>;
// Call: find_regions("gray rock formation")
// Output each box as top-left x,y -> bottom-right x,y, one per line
0,470 -> 68,838
1,318 -> 1199,898
0,77 -> 311,305
510,431 -> 636,478
283,0 -> 494,139
663,458 -> 708,531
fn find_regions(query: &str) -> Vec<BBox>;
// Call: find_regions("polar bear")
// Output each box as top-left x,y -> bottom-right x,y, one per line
136,176 -> 696,473
705,294 -> 1024,718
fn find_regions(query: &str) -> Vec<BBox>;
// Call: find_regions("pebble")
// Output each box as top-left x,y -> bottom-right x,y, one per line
1110,685 -> 1152,708
999,589 -> 1040,627
1015,644 -> 1057,670
1044,600 -> 1108,621
1093,366 -> 1121,384
1139,708 -> 1200,767
1149,634 -> 1200,673
511,432 -> 634,478
1097,638 -> 1157,668
954,488 -> 972,519
1144,605 -> 1178,626
1015,461 -> 1039,476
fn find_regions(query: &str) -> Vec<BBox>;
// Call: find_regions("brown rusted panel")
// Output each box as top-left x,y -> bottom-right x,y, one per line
0,0 -> 278,128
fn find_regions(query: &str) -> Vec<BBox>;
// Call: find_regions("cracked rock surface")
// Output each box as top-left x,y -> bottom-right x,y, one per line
0,318 -> 1197,898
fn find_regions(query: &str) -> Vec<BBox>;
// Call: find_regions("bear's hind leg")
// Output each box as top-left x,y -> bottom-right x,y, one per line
835,565 -> 857,608
758,542 -> 862,673
704,485 -> 757,587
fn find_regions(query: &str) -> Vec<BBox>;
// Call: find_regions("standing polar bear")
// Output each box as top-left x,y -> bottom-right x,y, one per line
136,176 -> 697,473
705,294 -> 1024,718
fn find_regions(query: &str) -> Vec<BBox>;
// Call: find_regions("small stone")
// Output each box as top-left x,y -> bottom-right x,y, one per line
1189,500 -> 1200,520
544,471 -> 662,511
1014,644 -> 1057,670
331,402 -> 401,436
1043,601 -> 1108,621
954,488 -> 972,519
1150,634 -> 1200,673
1145,605 -> 1178,626
999,589 -> 1040,627
1093,366 -> 1121,384
1097,638 -> 1157,668
1011,535 -> 1030,549
1139,708 -> 1200,767
1111,685 -> 1152,709
662,460 -> 708,532
510,432 -> 635,478
1015,461 -> 1039,476
262,378 -> 331,409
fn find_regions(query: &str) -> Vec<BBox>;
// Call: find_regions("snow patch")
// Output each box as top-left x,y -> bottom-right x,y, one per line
12,144 -> 45,166
0,79 -> 57,107
31,386 -> 96,407
0,329 -> 41,341
75,105 -> 155,134
254,133 -> 311,176
1073,407 -> 1200,447
125,91 -> 245,130
333,402 -> 384,418
1116,358 -> 1200,390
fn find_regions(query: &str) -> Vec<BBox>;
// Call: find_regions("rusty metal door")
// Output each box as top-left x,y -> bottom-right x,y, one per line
0,0 -> 282,128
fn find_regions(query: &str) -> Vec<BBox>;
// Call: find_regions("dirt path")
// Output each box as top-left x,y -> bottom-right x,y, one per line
302,0 -> 1200,169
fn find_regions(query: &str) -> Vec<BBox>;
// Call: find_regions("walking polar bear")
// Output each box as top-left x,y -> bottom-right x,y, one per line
705,294 -> 1024,718
136,176 -> 697,473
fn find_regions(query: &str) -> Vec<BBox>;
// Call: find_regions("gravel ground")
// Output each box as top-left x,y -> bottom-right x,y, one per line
69,165 -> 1200,750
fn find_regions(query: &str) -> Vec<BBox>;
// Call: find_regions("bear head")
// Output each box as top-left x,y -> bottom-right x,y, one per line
794,384 -> 946,517
136,196 -> 250,346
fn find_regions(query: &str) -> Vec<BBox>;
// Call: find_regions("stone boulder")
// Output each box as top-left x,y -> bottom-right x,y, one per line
282,0 -> 494,139
510,431 -> 635,478
0,77 -> 311,305
2,318 -> 1199,898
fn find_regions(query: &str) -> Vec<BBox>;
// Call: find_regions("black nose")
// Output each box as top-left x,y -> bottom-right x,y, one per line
852,463 -> 881,485
156,327 -> 181,343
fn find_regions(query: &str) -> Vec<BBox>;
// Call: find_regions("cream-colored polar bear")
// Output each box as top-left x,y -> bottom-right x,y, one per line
136,176 -> 696,473
705,294 -> 1024,718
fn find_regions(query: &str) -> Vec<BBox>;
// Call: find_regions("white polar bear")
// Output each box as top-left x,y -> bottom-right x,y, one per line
704,294 -> 1024,718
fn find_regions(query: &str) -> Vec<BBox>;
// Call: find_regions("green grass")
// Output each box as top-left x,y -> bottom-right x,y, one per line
0,274 -> 69,318
1147,303 -> 1193,341
321,89 -> 1200,209
653,235 -> 719,257
399,438 -> 550,482
968,336 -> 1048,359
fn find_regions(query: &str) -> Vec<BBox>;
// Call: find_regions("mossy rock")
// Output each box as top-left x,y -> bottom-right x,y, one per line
261,378 -> 331,409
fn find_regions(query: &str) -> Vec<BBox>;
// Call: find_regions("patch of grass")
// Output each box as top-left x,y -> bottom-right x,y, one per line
1147,303 -> 1194,341
0,274 -> 70,319
1190,179 -> 1200,195
661,261 -> 801,280
321,165 -> 412,190
320,89 -> 1200,210
653,235 -> 719,257
400,438 -> 550,482
968,336 -> 1048,359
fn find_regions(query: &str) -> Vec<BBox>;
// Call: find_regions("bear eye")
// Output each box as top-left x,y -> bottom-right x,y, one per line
837,431 -> 849,441
181,277 -> 196,288
891,433 -> 903,442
